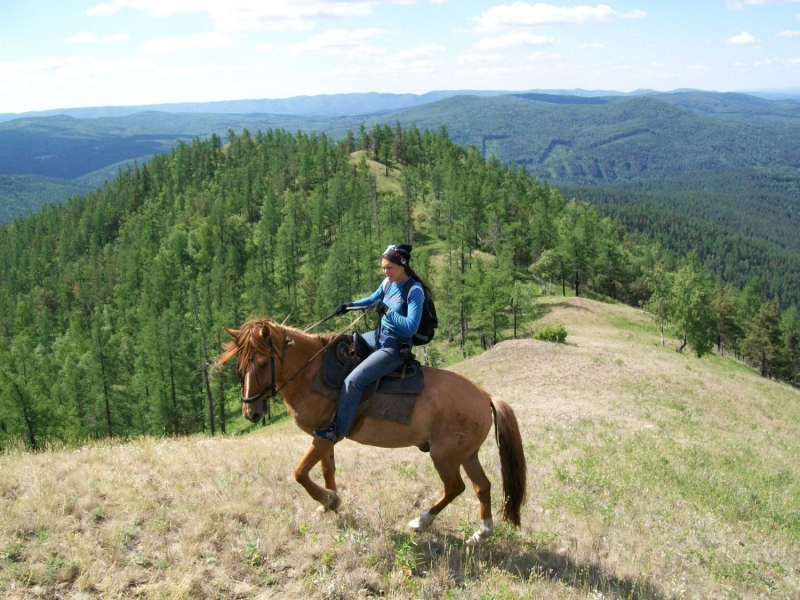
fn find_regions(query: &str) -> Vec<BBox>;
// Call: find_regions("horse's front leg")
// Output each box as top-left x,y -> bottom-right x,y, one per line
294,438 -> 341,512
320,445 -> 337,492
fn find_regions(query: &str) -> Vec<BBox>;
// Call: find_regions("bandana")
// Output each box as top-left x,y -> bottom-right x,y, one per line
382,244 -> 412,266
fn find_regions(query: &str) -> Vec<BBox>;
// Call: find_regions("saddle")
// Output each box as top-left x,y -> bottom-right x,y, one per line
321,332 -> 424,395
311,332 -> 424,425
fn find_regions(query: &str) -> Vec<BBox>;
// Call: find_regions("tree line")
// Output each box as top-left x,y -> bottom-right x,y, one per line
1,123 -> 797,449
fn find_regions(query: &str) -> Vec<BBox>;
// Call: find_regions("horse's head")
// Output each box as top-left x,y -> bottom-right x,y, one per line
218,319 -> 295,423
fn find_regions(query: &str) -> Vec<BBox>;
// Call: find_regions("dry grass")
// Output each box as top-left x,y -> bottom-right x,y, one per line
349,150 -> 403,194
2,296 -> 798,599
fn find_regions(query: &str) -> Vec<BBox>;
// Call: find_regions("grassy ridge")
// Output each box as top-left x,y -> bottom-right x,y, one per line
1,296 -> 797,599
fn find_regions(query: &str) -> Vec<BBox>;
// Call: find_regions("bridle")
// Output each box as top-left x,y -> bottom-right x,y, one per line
239,311 -> 368,407
240,333 -> 284,405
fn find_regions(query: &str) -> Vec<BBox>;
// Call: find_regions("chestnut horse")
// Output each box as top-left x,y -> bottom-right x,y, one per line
217,318 -> 527,544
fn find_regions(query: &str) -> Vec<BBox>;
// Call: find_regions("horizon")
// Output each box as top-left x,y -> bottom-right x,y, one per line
3,85 -> 800,120
2,1 -> 800,115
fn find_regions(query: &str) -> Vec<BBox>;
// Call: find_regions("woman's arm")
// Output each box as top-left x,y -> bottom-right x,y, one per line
349,279 -> 387,309
382,283 -> 423,338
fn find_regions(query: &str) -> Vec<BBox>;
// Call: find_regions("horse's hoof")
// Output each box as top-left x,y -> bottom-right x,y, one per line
407,511 -> 434,532
465,520 -> 494,546
318,491 -> 340,513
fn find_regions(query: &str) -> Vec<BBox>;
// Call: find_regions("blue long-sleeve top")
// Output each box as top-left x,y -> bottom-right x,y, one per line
351,277 -> 424,344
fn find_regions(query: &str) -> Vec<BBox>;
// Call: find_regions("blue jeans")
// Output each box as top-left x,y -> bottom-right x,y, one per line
333,329 -> 405,437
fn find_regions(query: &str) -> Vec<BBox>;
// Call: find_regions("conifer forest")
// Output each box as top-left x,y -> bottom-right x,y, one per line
1,124 -> 798,448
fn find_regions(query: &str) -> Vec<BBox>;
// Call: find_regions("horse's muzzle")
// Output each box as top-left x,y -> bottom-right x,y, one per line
242,401 -> 265,423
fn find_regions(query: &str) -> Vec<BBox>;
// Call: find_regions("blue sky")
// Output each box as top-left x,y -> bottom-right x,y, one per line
1,0 -> 799,113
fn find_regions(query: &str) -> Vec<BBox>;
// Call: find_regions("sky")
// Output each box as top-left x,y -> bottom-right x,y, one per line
1,0 -> 800,114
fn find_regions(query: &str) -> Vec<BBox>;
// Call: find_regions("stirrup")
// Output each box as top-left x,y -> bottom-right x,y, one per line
313,423 -> 340,444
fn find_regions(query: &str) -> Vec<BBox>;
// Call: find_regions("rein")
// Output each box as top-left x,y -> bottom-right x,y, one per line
240,310 -> 368,406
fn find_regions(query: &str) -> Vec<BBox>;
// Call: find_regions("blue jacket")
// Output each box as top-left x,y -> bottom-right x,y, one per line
351,277 -> 424,344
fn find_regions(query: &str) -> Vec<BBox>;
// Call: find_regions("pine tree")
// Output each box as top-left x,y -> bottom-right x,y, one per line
742,300 -> 783,378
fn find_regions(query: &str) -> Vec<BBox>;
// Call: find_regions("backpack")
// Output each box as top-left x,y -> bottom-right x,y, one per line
383,278 -> 438,346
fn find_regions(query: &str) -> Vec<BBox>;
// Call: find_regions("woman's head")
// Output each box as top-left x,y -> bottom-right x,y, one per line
379,244 -> 432,296
382,244 -> 412,267
381,244 -> 412,284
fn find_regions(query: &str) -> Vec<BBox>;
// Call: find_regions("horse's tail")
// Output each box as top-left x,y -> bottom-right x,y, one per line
490,396 -> 527,527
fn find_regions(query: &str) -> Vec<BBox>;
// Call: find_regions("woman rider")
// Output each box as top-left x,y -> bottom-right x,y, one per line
313,244 -> 429,444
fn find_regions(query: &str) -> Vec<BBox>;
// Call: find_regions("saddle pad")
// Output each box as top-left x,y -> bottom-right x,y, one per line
310,364 -> 420,425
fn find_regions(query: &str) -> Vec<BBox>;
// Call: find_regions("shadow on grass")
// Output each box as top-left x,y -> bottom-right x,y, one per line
409,533 -> 667,600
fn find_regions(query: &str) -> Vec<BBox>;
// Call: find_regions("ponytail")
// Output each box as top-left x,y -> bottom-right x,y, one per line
404,266 -> 433,299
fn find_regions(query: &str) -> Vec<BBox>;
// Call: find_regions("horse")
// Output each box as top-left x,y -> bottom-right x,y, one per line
216,317 -> 527,544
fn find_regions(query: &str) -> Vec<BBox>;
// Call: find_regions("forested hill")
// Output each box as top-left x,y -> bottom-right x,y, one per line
1,126 -> 797,449
560,168 -> 800,303
383,92 -> 800,184
0,111 -> 355,181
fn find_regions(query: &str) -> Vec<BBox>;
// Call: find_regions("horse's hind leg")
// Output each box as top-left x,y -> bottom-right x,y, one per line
294,439 -> 341,513
408,453 -> 466,533
462,451 -> 494,545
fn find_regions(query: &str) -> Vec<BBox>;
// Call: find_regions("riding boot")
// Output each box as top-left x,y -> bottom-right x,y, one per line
313,423 -> 340,444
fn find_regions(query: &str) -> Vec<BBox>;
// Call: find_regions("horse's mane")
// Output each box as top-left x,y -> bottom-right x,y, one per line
215,318 -> 337,372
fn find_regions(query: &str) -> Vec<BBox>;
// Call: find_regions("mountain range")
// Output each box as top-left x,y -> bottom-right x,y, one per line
3,89 -> 800,192
1,88 -> 800,305
0,88 -> 669,123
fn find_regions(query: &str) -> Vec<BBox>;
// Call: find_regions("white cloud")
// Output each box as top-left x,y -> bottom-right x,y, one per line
387,43 -> 445,62
316,66 -> 370,78
291,28 -> 387,58
726,31 -> 759,44
750,0 -> 800,3
86,0 -> 376,32
65,32 -> 100,43
528,51 -> 561,61
728,0 -> 800,7
457,53 -> 506,64
140,32 -> 235,54
476,31 -> 555,50
577,42 -> 603,49
65,32 -> 130,44
0,54 -> 252,112
473,2 -> 647,32
730,56 -> 800,66
0,58 -> 64,78
382,44 -> 446,73
777,30 -> 800,37
456,64 -> 533,77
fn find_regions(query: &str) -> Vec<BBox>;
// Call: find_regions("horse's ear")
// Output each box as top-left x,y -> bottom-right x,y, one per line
223,328 -> 238,339
260,324 -> 271,339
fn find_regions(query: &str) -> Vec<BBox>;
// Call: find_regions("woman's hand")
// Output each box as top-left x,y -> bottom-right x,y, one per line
370,299 -> 389,315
